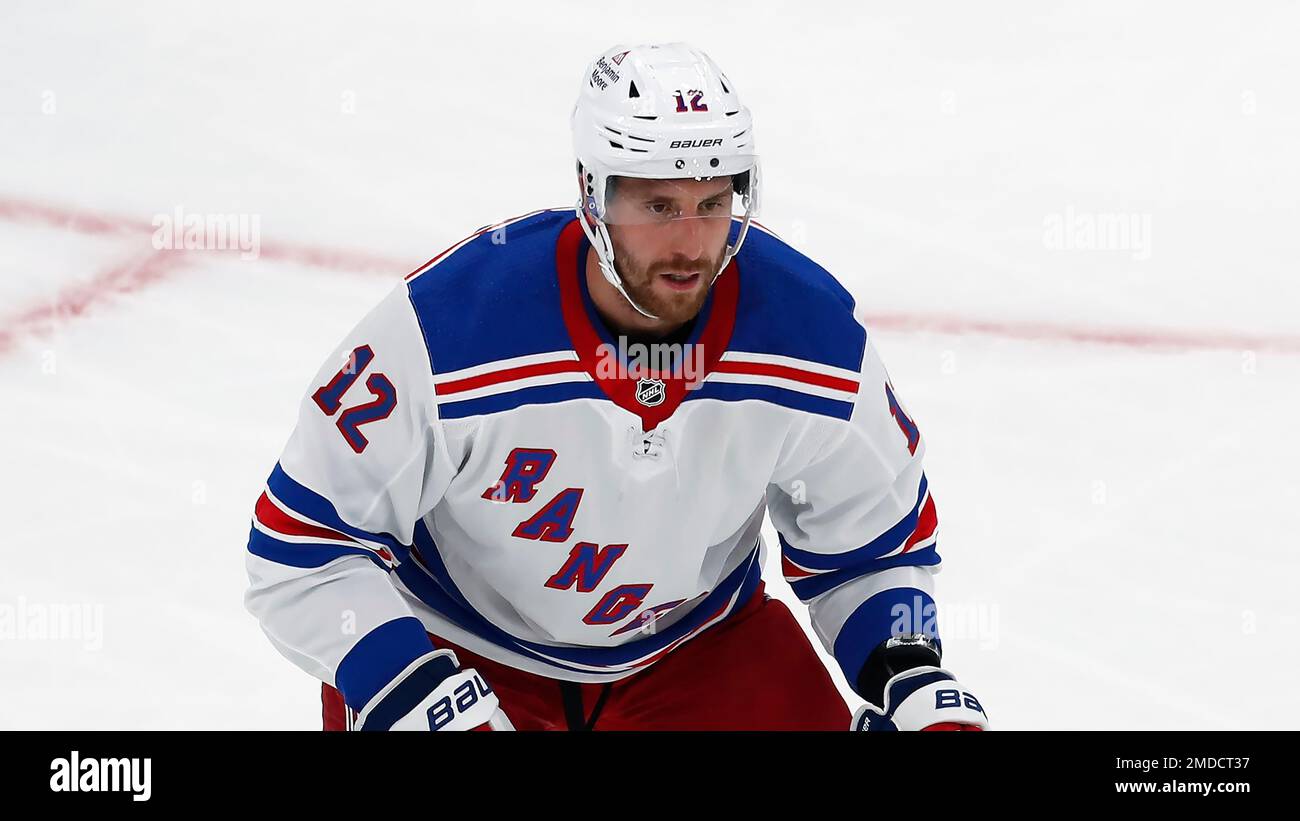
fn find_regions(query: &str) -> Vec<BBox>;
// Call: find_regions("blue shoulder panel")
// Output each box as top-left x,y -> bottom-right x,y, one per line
728,224 -> 867,373
405,209 -> 576,375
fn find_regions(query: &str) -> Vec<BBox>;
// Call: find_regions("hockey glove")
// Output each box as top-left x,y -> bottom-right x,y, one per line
355,648 -> 514,731
851,666 -> 988,731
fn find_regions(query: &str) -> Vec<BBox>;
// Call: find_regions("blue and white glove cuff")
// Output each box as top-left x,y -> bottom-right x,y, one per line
354,648 -> 460,731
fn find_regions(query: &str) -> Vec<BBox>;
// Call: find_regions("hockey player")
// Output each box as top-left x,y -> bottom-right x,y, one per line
244,42 -> 988,731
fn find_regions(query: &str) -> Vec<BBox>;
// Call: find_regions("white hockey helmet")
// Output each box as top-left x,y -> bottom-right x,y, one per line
571,42 -> 761,319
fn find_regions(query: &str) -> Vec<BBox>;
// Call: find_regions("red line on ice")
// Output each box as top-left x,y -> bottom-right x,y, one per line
0,195 -> 406,274
864,312 -> 1300,354
0,249 -> 185,356
0,196 -> 410,356
2,194 -> 1299,356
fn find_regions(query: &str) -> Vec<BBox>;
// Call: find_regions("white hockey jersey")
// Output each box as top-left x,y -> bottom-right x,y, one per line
245,209 -> 943,714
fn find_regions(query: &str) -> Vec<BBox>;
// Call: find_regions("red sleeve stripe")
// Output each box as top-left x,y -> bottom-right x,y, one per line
435,359 -> 585,396
781,553 -> 819,581
255,492 -> 356,543
901,495 -> 938,554
254,492 -> 395,563
782,489 -> 938,573
712,360 -> 859,393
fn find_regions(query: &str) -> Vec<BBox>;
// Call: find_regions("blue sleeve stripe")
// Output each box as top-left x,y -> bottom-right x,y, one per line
335,616 -> 437,712
684,382 -> 855,420
779,474 -> 928,571
246,527 -> 390,571
788,545 -> 941,600
832,587 -> 943,691
267,463 -> 404,552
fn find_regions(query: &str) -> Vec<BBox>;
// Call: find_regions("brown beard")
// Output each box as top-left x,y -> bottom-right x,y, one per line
609,234 -> 727,325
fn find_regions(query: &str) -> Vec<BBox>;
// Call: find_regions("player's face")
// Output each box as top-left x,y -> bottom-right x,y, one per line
604,177 -> 734,326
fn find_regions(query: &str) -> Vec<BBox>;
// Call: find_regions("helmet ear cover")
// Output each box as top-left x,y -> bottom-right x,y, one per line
731,169 -> 751,198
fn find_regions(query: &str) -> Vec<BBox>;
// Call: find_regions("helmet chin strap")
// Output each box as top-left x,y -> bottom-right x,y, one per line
578,201 -> 662,321
608,263 -> 662,322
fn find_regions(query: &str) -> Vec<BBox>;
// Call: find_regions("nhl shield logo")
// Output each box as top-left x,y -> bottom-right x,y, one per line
635,377 -> 666,407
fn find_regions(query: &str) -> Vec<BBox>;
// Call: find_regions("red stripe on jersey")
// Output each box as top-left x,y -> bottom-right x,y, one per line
255,492 -> 394,562
713,360 -> 859,394
780,553 -> 817,580
435,359 -> 584,396
901,495 -> 938,553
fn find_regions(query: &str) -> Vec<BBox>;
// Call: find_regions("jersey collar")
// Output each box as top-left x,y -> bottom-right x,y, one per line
555,218 -> 738,431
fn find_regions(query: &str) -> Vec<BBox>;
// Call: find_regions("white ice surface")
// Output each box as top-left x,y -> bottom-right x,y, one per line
1,1 -> 1297,729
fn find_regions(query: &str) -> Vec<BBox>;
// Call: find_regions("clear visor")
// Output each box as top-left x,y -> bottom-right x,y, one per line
599,171 -> 755,228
